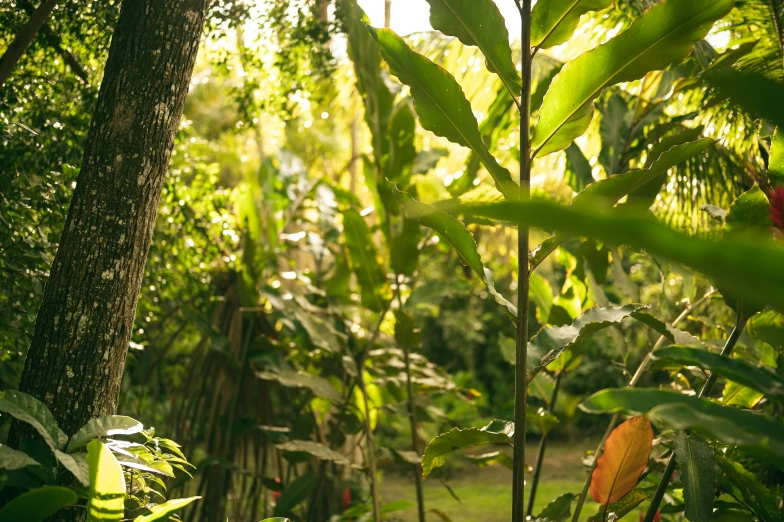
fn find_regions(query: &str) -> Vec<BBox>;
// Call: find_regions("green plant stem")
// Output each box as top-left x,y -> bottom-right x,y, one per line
642,314 -> 748,522
513,2 -> 533,521
526,370 -> 564,517
570,290 -> 714,522
358,357 -> 381,522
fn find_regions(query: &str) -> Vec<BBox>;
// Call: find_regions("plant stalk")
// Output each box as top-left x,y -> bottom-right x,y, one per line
571,290 -> 714,522
642,315 -> 748,522
358,359 -> 382,522
513,1 -> 533,520
403,334 -> 427,522
526,370 -> 564,517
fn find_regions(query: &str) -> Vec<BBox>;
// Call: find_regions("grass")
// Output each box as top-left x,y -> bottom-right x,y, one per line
380,439 -> 646,521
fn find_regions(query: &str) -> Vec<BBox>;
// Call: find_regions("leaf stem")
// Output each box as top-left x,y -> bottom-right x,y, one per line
641,313 -> 748,522
570,289 -> 714,522
513,1 -> 533,521
526,370 -> 564,517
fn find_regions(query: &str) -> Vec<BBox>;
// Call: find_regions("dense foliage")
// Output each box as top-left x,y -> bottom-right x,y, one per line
2,0 -> 784,521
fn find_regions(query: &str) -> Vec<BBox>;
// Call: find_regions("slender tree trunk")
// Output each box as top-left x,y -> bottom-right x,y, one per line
0,0 -> 64,89
12,0 -> 211,448
384,0 -> 391,28
512,1 -> 532,521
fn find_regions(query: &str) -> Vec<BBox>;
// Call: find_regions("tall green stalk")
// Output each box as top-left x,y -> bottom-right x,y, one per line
526,370 -> 563,517
358,361 -> 381,522
512,1 -> 533,520
642,314 -> 748,522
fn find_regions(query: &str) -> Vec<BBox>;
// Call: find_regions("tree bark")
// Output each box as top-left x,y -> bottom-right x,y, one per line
13,0 -> 211,446
0,0 -> 64,89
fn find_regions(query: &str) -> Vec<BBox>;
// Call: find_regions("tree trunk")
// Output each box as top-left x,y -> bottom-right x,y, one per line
13,0 -> 211,446
0,0 -> 64,89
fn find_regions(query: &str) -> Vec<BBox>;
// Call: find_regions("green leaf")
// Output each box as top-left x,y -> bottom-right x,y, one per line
68,416 -> 143,452
0,444 -> 43,471
394,310 -> 420,351
87,440 -> 126,522
530,273 -> 554,324
770,127 -> 784,188
531,138 -> 714,268
532,0 -> 733,156
631,313 -> 703,346
395,187 -> 517,319
0,486 -> 77,522
721,184 -> 772,318
598,93 -> 630,175
340,0 -> 393,164
534,492 -> 574,522
564,142 -> 594,192
528,408 -> 560,436
390,217 -> 421,277
132,497 -> 200,522
531,0 -> 614,49
256,369 -> 341,402
749,310 -> 784,351
705,70 -> 784,129
421,420 -> 512,478
527,304 -> 649,382
716,456 -> 782,522
653,345 -> 784,404
384,100 -> 417,184
273,474 -> 318,517
581,388 -> 784,467
425,0 -> 521,93
585,488 -> 647,522
276,441 -> 359,468
456,200 -> 784,311
342,208 -> 390,312
55,450 -> 89,486
368,27 -> 517,199
674,431 -> 716,522
0,391 -> 67,452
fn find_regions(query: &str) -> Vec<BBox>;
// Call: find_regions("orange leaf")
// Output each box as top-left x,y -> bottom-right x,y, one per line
590,415 -> 653,505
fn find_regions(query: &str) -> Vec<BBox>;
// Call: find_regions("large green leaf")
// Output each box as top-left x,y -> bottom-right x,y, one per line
770,127 -> 784,188
339,0 -> 393,164
534,493 -> 574,522
532,0 -> 733,156
527,304 -> 649,381
749,310 -> 784,351
68,416 -> 143,452
384,100 -> 417,185
368,27 -> 517,199
674,431 -> 716,522
55,450 -> 89,486
705,70 -> 784,129
585,488 -> 647,522
456,200 -> 784,311
87,440 -> 126,522
653,345 -> 784,404
581,388 -> 784,467
0,486 -> 77,522
425,0 -> 521,93
390,217 -> 421,277
564,142 -> 594,192
256,369 -> 341,402
342,209 -> 390,312
531,138 -> 713,269
421,420 -> 512,478
0,444 -> 43,471
721,184 -> 772,318
273,474 -> 318,517
395,188 -> 516,319
276,440 -> 359,468
0,391 -> 67,451
716,456 -> 783,522
531,0 -> 614,49
132,497 -> 201,522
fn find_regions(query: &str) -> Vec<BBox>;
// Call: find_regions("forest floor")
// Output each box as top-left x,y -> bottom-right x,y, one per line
381,439 -> 644,521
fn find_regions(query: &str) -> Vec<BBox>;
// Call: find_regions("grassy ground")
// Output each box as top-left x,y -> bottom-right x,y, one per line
380,439 -> 644,521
